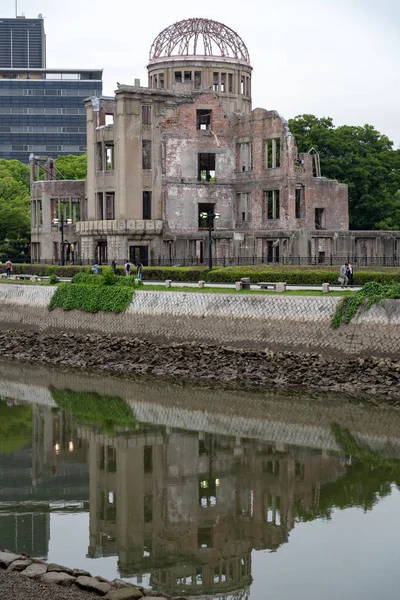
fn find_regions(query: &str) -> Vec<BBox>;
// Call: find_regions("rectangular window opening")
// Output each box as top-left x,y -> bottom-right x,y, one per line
315,208 -> 325,230
228,73 -> 233,93
142,105 -> 151,125
174,71 -> 183,83
105,192 -> 115,220
97,142 -> 103,171
184,71 -> 192,82
144,446 -> 153,474
198,153 -> 216,182
97,192 -> 104,220
237,192 -> 251,222
221,73 -> 226,92
197,109 -> 211,131
266,138 -> 281,169
105,113 -> 113,126
198,527 -> 213,549
213,72 -> 219,92
142,140 -> 152,170
198,203 -> 215,229
295,186 -> 304,219
264,190 -> 280,220
105,145 -> 114,170
194,72 -> 202,90
143,191 -> 152,220
159,73 -> 164,88
238,142 -> 252,172
241,76 -> 245,95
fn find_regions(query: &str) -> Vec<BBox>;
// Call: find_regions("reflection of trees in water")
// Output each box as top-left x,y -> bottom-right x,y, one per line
0,399 -> 32,454
296,424 -> 400,521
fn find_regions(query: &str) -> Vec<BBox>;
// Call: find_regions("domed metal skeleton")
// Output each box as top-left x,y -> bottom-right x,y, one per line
149,18 -> 250,63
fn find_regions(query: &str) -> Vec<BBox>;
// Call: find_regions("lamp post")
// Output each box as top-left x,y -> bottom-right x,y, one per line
200,210 -> 220,269
52,215 -> 72,266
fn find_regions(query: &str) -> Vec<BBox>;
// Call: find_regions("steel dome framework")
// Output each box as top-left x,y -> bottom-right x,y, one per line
149,18 -> 250,64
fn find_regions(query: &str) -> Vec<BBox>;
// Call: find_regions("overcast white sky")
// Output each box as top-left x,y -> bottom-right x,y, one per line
7,0 -> 400,147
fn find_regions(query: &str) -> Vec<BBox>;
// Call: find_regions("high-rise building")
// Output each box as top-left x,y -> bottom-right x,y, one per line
0,16 -> 46,69
0,15 -> 102,163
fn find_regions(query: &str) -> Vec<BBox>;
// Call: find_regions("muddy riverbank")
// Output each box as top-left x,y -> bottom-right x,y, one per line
0,330 -> 399,403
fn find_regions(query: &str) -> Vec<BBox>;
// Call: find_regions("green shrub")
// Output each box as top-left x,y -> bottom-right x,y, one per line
332,281 -> 400,328
48,266 -> 58,285
71,272 -> 103,285
102,266 -> 115,286
49,283 -> 134,313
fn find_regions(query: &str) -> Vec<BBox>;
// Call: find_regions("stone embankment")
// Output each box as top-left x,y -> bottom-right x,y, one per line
0,330 -> 399,402
0,550 -> 184,600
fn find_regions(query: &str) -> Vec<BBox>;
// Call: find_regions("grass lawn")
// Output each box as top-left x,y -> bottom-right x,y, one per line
139,284 -> 354,297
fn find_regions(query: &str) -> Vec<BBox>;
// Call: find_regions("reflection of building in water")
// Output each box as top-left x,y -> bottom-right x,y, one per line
82,425 -> 346,598
0,404 -> 89,558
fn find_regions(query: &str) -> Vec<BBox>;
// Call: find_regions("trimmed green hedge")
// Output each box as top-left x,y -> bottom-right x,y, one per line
49,283 -> 134,313
4,263 -> 400,286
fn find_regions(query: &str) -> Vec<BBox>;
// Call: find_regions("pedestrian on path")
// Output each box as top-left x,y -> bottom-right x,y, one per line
5,260 -> 12,279
137,262 -> 143,281
111,259 -> 117,274
347,263 -> 354,285
339,263 -> 349,287
124,260 -> 132,276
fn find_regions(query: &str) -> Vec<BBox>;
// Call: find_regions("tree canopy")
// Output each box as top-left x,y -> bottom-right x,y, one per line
0,159 -> 30,260
289,115 -> 400,230
55,154 -> 87,180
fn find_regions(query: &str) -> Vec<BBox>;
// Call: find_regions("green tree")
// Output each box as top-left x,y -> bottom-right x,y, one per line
0,159 -> 31,259
289,115 -> 400,230
55,154 -> 87,180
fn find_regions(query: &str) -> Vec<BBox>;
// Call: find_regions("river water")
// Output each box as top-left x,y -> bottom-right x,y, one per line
0,361 -> 399,600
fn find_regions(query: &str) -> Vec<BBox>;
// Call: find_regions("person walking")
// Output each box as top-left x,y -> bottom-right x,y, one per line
339,262 -> 349,288
111,259 -> 117,274
137,262 -> 143,281
5,259 -> 12,279
124,260 -> 132,277
347,263 -> 354,286
91,263 -> 100,275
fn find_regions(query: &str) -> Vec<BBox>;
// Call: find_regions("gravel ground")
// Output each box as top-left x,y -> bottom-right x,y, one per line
0,568 -> 97,600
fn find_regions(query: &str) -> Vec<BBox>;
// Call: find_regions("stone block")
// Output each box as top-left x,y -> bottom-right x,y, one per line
105,587 -> 143,600
0,551 -> 24,568
7,559 -> 32,572
47,562 -> 73,575
72,568 -> 92,577
276,282 -> 286,293
75,575 -> 112,596
240,277 -> 251,289
198,280 -> 205,288
322,283 -> 330,293
30,275 -> 39,282
41,571 -> 76,586
21,562 -> 47,578
235,281 -> 243,290
126,220 -> 136,231
165,280 -> 172,288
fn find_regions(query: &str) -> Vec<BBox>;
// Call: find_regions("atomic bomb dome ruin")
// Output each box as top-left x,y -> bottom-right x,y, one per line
30,17 -> 399,266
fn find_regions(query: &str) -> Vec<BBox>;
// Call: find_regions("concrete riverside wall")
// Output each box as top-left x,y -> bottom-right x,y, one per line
0,284 -> 400,357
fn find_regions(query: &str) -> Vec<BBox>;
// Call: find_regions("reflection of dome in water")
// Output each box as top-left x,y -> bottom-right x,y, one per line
149,18 -> 250,64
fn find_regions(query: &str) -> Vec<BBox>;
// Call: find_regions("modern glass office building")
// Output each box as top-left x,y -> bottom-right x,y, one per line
0,68 -> 103,163
0,17 -> 103,163
0,16 -> 46,69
